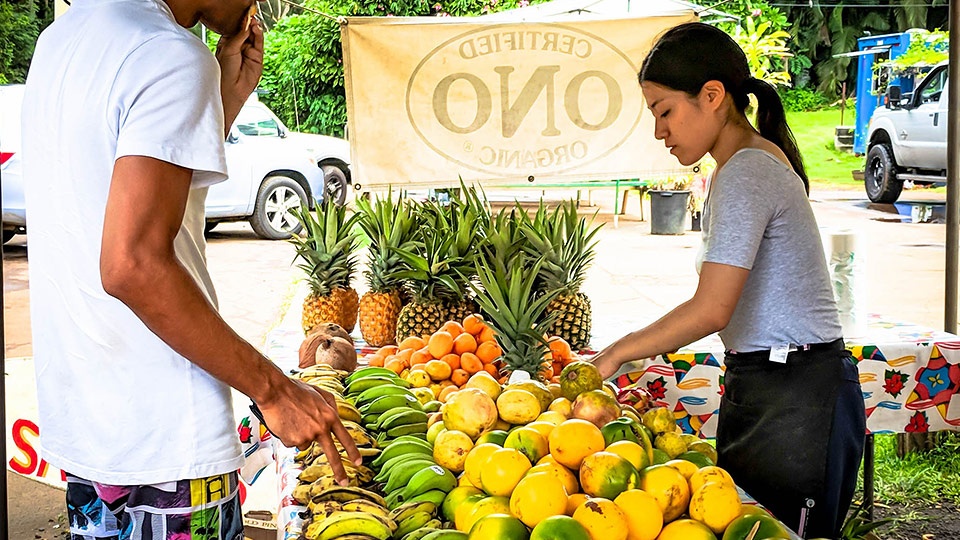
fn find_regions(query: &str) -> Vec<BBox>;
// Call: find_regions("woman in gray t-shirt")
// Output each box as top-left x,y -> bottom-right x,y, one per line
591,22 -> 865,538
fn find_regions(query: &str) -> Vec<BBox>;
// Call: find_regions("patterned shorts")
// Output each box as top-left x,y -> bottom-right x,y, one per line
65,471 -> 243,540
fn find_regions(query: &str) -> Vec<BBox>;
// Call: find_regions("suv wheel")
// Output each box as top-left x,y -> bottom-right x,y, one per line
321,165 -> 348,206
249,175 -> 308,240
864,143 -> 903,203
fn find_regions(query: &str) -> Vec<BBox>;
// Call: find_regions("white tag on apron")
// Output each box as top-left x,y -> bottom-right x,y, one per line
769,344 -> 791,364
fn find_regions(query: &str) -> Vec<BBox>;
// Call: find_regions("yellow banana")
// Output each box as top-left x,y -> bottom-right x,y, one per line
313,512 -> 393,540
339,498 -> 390,518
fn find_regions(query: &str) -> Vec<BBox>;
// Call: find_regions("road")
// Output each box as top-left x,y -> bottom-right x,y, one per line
2,186 -> 956,538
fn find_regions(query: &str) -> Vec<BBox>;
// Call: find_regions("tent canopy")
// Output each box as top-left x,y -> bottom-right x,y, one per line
478,0 -> 738,22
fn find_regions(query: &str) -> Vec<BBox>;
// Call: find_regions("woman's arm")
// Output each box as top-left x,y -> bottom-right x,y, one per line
591,262 -> 750,379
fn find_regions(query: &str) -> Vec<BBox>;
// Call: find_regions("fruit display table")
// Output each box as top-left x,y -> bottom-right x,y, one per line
612,313 -> 960,438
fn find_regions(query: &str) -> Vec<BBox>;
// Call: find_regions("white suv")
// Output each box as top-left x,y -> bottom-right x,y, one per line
1,88 -> 352,242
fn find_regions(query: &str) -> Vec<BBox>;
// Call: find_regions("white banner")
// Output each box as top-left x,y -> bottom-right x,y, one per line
342,14 -> 697,188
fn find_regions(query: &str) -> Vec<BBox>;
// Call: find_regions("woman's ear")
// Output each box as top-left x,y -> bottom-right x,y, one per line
699,80 -> 726,112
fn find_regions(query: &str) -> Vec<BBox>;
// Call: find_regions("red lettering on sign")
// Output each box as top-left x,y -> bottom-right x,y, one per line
10,419 -> 40,475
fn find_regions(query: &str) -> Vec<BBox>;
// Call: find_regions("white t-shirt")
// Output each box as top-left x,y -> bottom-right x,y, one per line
21,0 -> 242,485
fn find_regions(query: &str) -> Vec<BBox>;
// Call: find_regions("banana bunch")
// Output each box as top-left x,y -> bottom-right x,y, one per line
367,435 -> 458,511
344,367 -> 429,445
300,486 -> 397,540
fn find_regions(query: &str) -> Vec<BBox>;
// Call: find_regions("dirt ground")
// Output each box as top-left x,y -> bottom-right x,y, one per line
872,500 -> 960,539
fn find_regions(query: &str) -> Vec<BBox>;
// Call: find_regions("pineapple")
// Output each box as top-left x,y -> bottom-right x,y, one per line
471,252 -> 560,382
521,200 -> 601,350
393,229 -> 461,341
290,200 -> 361,333
355,193 -> 418,346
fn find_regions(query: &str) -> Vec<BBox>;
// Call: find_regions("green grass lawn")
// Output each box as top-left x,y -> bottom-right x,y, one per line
786,109 -> 865,191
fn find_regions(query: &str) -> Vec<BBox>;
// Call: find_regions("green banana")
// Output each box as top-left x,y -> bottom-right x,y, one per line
372,406 -> 423,431
359,394 -> 423,416
312,512 -> 393,540
379,409 -> 429,432
383,459 -> 438,494
355,384 -> 416,407
386,422 -> 428,439
419,529 -> 468,540
374,453 -> 435,482
389,500 -> 438,523
371,440 -> 432,469
394,511 -> 435,538
345,376 -> 400,397
401,466 -> 457,500
403,489 -> 450,508
421,519 -> 443,530
385,488 -> 404,511
422,400 -> 442,413
401,527 -> 442,540
344,367 -> 402,387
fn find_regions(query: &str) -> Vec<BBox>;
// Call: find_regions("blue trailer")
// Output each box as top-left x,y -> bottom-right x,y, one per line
846,32 -> 915,155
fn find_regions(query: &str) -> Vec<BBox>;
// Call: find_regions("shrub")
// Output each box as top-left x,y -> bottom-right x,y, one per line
779,87 -> 830,112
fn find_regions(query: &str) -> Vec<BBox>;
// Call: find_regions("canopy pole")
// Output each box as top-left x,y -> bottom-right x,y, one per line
947,0 -> 960,335
0,149 -> 8,540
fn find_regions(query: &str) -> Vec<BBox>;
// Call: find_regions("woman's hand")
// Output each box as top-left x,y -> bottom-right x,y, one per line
216,17 -> 264,135
591,349 -> 623,380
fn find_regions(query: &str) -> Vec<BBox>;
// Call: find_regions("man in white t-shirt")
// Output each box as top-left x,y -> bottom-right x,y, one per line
21,1 -> 360,538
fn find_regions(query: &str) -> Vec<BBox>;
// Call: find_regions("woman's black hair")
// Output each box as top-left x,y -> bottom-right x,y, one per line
639,22 -> 809,193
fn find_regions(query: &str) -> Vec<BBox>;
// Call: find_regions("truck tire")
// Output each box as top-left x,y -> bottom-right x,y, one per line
321,164 -> 348,206
864,143 -> 903,203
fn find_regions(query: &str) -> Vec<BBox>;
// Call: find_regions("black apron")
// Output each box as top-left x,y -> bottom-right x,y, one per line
717,339 -> 862,537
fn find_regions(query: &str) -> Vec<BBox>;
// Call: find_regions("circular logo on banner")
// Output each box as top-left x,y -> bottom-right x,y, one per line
406,23 -> 642,178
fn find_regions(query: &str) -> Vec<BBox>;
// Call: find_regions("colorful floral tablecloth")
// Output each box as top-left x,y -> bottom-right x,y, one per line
612,314 -> 960,438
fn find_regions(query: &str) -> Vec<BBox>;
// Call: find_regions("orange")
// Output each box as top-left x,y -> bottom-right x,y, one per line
461,352 -> 484,374
377,345 -> 399,357
428,331 -> 455,358
578,451 -> 640,500
441,320 -> 464,337
368,355 -> 384,367
464,443 -> 501,489
476,341 -> 503,364
572,498 -> 629,540
396,348 -> 414,365
410,363 -> 426,372
548,419 -> 606,469
614,490 -> 663,540
385,357 -> 405,375
540,362 -> 555,380
451,368 -> 470,387
510,471 -> 569,527
410,348 -> 432,366
565,493 -> 590,516
527,462 -> 579,496
398,336 -> 426,351
688,481 -> 741,534
530,515 -> 591,540
440,353 -> 462,370
462,314 -> 485,336
478,326 -> 496,343
638,464 -> 691,522
654,519 -> 716,540
425,359 -> 453,381
438,385 -> 459,403
467,512 -> 528,539
483,364 -> 500,378
479,448 -> 532,497
453,332 -> 479,355
548,336 -> 573,363
441,486 -> 484,523
689,466 -> 735,494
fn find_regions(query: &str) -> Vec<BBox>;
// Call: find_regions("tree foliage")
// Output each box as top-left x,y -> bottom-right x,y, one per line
260,0 -> 549,136
0,0 -> 53,84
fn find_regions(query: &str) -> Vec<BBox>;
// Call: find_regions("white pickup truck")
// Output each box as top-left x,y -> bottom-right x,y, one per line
864,60 -> 948,203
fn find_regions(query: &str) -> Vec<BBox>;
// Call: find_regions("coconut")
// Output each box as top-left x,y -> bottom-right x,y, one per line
299,333 -> 357,372
307,322 -> 353,346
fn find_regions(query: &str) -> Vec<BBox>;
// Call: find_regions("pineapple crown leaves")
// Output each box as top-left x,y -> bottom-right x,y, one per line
289,200 -> 361,295
479,205 -> 529,275
355,191 -> 419,292
391,229 -> 467,303
521,199 -> 602,294
469,255 -> 560,367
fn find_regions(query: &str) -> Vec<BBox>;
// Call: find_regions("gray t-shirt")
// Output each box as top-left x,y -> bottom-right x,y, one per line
700,148 -> 842,352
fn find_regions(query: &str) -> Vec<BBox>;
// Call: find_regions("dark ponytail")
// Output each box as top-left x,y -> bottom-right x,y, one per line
743,77 -> 808,193
640,22 -> 809,194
